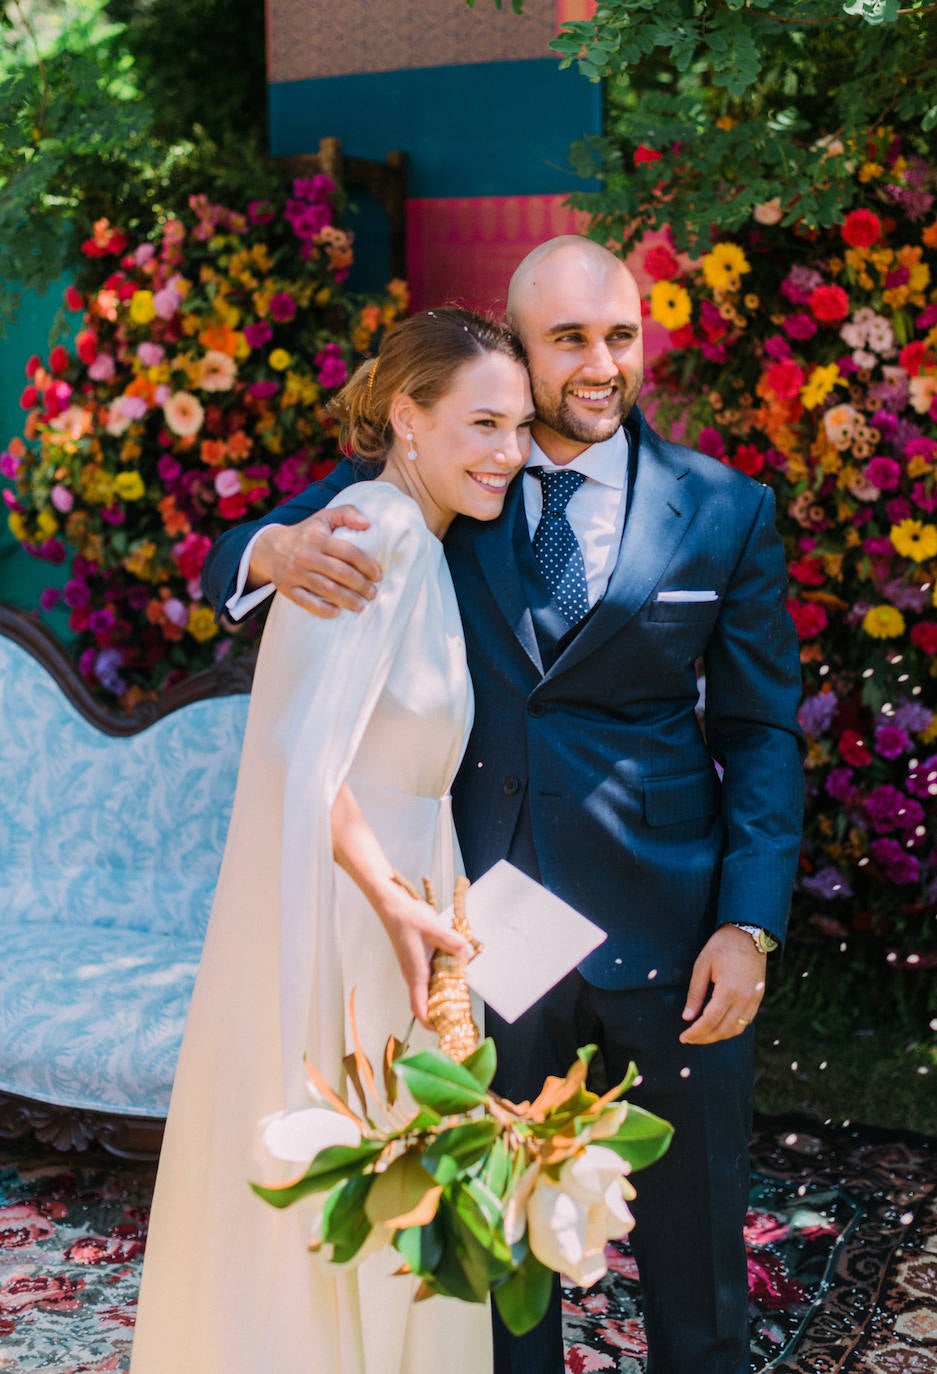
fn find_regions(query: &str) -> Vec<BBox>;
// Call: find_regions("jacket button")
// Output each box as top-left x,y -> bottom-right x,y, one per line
503,777 -> 520,796
528,701 -> 546,718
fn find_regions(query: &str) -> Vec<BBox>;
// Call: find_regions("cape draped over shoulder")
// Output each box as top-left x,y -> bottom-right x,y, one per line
131,482 -> 489,1374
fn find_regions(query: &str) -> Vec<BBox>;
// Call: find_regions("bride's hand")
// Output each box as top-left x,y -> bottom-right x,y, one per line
374,884 -> 474,1029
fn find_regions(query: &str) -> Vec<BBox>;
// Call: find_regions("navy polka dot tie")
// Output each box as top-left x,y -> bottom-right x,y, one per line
532,468 -> 590,624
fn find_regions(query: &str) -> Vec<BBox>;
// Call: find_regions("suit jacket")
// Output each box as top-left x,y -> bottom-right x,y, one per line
203,408 -> 804,991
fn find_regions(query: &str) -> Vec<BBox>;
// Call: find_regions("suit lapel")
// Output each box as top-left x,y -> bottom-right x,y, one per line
468,478 -> 544,674
545,418 -> 698,680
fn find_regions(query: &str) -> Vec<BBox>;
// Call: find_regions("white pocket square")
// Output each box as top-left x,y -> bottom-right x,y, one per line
656,589 -> 719,603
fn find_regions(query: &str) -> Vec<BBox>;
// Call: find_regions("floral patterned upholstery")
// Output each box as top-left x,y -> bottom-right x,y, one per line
0,632 -> 248,1118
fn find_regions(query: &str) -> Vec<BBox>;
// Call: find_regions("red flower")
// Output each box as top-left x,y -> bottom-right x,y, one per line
48,345 -> 70,375
64,285 -> 84,311
841,208 -> 882,248
787,600 -> 828,639
839,729 -> 872,767
19,385 -> 38,410
644,243 -> 681,281
788,555 -> 825,586
765,359 -> 805,399
898,341 -> 931,376
732,445 -> 764,477
634,145 -> 663,166
911,622 -> 937,654
75,330 -> 98,365
809,284 -> 850,324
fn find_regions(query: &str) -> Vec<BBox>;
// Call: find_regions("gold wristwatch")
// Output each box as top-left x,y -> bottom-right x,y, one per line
731,922 -> 779,954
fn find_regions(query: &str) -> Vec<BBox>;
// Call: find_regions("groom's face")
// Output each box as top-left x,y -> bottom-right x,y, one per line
514,252 -> 645,464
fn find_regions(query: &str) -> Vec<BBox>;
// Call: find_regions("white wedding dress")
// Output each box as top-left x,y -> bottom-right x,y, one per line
131,482 -> 491,1374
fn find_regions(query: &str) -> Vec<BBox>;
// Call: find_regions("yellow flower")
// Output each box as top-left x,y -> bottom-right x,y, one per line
187,605 -> 218,643
129,291 -> 157,325
801,364 -> 842,410
861,605 -> 906,639
858,161 -> 884,183
269,348 -> 292,372
649,281 -> 692,331
701,242 -> 750,292
906,455 -> 931,479
123,540 -> 157,580
890,519 -> 937,561
8,511 -> 28,542
80,464 -> 115,505
114,471 -> 146,501
37,509 -> 59,537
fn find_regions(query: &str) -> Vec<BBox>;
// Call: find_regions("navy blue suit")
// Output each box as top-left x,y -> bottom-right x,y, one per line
203,407 -> 804,1374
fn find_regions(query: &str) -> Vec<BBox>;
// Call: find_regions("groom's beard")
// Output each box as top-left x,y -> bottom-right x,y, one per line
530,371 -> 643,448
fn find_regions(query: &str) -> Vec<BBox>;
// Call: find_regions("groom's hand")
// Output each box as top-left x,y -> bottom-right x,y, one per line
678,924 -> 767,1045
250,506 -> 382,617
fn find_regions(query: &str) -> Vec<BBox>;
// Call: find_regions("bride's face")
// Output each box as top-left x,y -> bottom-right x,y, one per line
404,352 -> 534,528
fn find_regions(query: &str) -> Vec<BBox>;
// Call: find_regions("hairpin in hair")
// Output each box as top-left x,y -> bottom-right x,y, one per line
366,358 -> 379,404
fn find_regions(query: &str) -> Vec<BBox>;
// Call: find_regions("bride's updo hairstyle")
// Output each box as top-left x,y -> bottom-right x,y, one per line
329,307 -> 526,462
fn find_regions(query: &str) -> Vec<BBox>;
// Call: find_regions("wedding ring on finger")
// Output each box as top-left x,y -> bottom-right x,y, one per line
737,1017 -> 749,1027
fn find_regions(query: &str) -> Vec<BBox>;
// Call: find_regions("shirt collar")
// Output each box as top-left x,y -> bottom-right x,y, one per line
525,426 -> 629,490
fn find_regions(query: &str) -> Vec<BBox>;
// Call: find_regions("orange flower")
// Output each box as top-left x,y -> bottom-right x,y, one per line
158,494 -> 191,536
200,438 -> 228,467
226,430 -> 253,461
198,323 -> 240,356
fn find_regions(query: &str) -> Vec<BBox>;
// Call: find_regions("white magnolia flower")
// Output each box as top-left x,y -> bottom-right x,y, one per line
261,1105 -> 361,1164
506,1145 -> 637,1289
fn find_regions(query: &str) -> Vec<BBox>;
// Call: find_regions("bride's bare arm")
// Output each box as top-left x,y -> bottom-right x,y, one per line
330,783 -> 472,1027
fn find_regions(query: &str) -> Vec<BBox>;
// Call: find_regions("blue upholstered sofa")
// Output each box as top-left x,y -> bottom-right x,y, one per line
0,605 -> 252,1158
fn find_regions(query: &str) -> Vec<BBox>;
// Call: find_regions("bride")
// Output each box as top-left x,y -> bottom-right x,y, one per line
130,308 -> 534,1374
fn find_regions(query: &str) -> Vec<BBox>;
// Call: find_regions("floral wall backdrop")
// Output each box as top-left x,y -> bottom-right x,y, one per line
3,176 -> 406,708
645,130 -> 937,984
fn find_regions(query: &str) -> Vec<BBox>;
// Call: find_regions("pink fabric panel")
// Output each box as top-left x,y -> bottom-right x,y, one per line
406,196 -> 671,364
555,0 -> 598,23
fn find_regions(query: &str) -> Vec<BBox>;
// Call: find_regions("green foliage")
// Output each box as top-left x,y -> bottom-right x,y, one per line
475,0 -> 937,256
0,0 -> 268,329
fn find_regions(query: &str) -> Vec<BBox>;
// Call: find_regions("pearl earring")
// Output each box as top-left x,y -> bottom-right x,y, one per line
406,432 -> 418,461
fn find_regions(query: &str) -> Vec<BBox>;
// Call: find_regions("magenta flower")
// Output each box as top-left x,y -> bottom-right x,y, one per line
269,293 -> 297,323
907,755 -> 937,801
157,453 -> 182,483
783,314 -> 818,341
315,343 -> 348,389
825,768 -> 855,802
244,320 -> 274,349
0,450 -> 20,479
866,456 -> 901,490
249,380 -> 279,400
40,587 -> 63,610
697,427 -> 725,458
870,838 -> 921,884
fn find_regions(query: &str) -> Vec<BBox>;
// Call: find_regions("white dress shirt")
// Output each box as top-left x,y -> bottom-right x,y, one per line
226,427 -> 631,620
523,427 -> 630,608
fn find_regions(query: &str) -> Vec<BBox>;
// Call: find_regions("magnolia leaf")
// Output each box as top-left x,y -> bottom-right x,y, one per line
394,1214 -> 445,1278
482,1135 -> 513,1198
493,1251 -> 554,1336
451,1180 -> 512,1272
365,1152 -> 442,1229
304,1056 -> 364,1127
461,1037 -> 497,1090
421,1119 -> 499,1184
346,988 -> 381,1109
322,1175 -> 376,1264
251,1140 -> 384,1209
601,1104 -> 674,1172
437,1194 -> 507,1297
394,1048 -> 490,1115
383,1035 -> 406,1107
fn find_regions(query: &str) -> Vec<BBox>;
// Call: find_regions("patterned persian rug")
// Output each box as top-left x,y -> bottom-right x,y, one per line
0,1116 -> 934,1374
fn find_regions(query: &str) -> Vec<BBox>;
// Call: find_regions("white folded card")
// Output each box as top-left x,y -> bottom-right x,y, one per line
656,589 -> 718,602
443,861 -> 607,1024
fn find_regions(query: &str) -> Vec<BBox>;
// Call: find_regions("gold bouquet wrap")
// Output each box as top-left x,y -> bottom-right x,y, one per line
391,872 -> 481,1062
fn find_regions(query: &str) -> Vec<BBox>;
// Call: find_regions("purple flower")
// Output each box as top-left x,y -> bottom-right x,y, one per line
40,587 -> 63,610
163,598 -> 188,628
798,692 -> 838,736
293,174 -> 335,200
94,647 -> 126,696
89,608 -> 115,635
886,497 -> 912,524
893,701 -> 934,734
285,199 -> 332,241
780,266 -> 823,306
825,767 -> 855,802
78,647 -> 97,680
0,450 -> 20,479
865,784 -> 906,832
879,578 -> 931,612
870,410 -> 899,441
100,504 -> 126,526
868,375 -> 910,412
911,480 -> 937,513
244,320 -> 274,349
863,536 -> 894,558
38,538 -> 66,564
801,865 -> 852,900
126,586 -> 150,611
907,755 -> 937,801
870,837 -> 921,884
249,380 -> 279,400
874,723 -> 912,759
64,578 -> 91,609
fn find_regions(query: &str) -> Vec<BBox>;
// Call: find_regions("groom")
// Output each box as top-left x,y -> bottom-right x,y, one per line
202,236 -> 804,1374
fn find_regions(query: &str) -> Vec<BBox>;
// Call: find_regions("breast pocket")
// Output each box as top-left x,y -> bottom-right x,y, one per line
647,599 -> 721,623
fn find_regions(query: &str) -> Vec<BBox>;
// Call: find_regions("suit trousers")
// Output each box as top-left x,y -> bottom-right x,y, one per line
487,973 -> 754,1374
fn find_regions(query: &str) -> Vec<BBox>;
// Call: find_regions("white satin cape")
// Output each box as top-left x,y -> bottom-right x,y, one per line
131,482 -> 491,1374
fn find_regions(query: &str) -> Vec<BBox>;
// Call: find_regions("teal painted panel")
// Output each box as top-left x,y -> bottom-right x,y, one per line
269,58 -> 601,200
0,283 -> 74,637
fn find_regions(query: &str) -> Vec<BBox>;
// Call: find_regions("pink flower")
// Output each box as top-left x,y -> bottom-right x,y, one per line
787,600 -> 828,639
249,380 -> 279,400
163,598 -> 189,628
171,531 -> 212,581
198,350 -> 237,391
214,469 -> 242,498
88,353 -> 116,382
865,457 -> 902,491
765,359 -> 805,399
163,391 -> 205,437
783,314 -> 817,341
50,483 -> 74,514
137,341 -> 165,367
697,427 -> 725,458
153,284 -> 182,319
